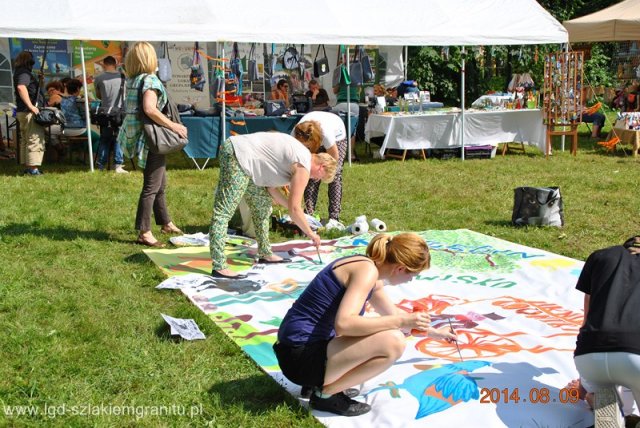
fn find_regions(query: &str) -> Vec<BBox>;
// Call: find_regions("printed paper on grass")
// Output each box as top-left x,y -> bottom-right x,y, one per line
144,229 -> 594,428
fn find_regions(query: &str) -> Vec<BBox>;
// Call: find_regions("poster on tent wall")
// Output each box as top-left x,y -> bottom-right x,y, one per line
9,38 -> 71,78
70,40 -> 122,99
0,39 -> 13,104
162,42 -> 210,109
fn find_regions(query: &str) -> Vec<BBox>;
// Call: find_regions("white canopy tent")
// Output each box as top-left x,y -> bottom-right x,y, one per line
563,0 -> 640,42
0,0 -> 567,168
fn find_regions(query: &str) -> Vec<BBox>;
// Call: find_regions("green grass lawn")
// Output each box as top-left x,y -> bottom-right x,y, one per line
0,130 -> 638,427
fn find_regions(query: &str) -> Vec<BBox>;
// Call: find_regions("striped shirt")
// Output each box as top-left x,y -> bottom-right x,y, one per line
117,73 -> 167,169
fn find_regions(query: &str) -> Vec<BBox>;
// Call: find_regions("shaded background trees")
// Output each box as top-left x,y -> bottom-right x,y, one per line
407,0 -> 623,106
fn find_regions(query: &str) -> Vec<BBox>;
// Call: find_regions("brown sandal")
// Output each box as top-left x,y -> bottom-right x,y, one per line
136,236 -> 166,248
160,226 -> 183,235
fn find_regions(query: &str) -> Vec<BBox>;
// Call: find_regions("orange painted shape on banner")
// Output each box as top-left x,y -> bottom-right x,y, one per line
414,328 -> 569,359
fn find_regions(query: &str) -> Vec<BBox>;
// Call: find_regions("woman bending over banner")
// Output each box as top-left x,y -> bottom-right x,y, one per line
274,233 -> 457,416
209,132 -> 336,279
293,111 -> 348,230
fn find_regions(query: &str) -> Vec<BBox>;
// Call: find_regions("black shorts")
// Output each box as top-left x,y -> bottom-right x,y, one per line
273,340 -> 329,388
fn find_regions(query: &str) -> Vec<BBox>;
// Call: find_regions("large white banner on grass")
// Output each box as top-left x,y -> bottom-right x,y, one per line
148,229 -> 593,427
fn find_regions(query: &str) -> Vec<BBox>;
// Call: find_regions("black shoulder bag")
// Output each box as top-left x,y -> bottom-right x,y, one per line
313,44 -> 330,77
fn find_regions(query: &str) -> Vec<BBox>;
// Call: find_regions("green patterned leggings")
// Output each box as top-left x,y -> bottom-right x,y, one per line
209,139 -> 273,271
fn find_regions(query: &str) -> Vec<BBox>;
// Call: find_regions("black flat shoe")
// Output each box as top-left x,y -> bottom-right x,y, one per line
210,270 -> 248,279
257,257 -> 292,264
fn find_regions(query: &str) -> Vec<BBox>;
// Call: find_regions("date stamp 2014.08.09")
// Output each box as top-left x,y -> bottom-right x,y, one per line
479,388 -> 581,404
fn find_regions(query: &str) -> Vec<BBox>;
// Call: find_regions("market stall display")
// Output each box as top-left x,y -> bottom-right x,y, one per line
366,108 -> 545,160
543,51 -> 584,156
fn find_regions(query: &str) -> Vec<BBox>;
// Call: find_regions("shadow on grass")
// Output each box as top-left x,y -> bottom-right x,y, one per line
484,220 -> 515,227
0,221 -> 121,242
123,252 -> 153,265
207,374 -> 302,415
154,321 -> 183,342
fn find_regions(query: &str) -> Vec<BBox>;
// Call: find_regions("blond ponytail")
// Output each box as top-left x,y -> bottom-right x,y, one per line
366,233 -> 430,273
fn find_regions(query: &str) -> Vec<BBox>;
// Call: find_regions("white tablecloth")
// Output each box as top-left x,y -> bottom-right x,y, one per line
365,109 -> 546,157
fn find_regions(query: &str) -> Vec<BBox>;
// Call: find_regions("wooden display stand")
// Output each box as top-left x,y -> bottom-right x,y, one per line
543,51 -> 584,157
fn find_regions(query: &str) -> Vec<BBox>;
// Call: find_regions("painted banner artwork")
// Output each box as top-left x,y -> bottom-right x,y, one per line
144,229 -> 594,427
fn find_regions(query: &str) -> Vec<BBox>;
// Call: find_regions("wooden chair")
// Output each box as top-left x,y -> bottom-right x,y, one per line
546,121 -> 578,157
60,129 -> 89,164
501,142 -> 526,156
384,148 -> 427,161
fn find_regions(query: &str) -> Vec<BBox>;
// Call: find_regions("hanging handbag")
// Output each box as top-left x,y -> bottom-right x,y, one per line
248,43 -> 259,82
190,43 -> 206,92
313,44 -> 330,78
282,44 -> 300,70
512,186 -> 564,227
360,47 -> 374,82
230,42 -> 244,96
332,46 -> 350,87
157,42 -> 172,83
298,44 -> 305,78
349,46 -> 364,86
138,75 -> 188,154
262,43 -> 272,82
212,65 -> 225,100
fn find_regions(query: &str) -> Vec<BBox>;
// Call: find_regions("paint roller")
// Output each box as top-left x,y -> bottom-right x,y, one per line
346,215 -> 369,235
369,218 -> 387,232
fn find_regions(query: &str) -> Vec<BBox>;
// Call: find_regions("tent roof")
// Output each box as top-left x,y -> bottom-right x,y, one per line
0,0 -> 567,46
563,0 -> 640,42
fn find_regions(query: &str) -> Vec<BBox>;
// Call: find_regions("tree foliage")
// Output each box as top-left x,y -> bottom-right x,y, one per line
407,0 -> 625,106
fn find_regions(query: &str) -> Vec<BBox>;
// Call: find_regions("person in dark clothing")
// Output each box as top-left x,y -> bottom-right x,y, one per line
305,79 -> 329,110
274,233 -> 456,416
13,50 -> 45,175
573,236 -> 640,411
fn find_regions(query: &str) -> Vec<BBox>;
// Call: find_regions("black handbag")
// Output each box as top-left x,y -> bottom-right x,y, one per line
138,75 -> 188,154
34,108 -> 65,126
291,94 -> 312,114
512,186 -> 564,227
313,44 -> 330,78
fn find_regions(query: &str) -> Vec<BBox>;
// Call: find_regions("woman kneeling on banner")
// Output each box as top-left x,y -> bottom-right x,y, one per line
209,132 -> 337,279
274,232 -> 457,416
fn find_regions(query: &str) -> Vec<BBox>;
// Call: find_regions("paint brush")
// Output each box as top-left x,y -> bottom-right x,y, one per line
316,246 -> 323,265
448,317 -> 464,362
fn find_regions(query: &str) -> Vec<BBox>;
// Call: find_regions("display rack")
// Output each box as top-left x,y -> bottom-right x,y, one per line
542,51 -> 584,156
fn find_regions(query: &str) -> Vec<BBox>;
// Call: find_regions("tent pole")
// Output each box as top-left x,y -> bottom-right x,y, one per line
221,43 -> 226,146
346,45 -> 352,167
80,42 -> 94,172
460,46 -> 465,161
561,42 -> 569,152
404,45 -> 408,80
